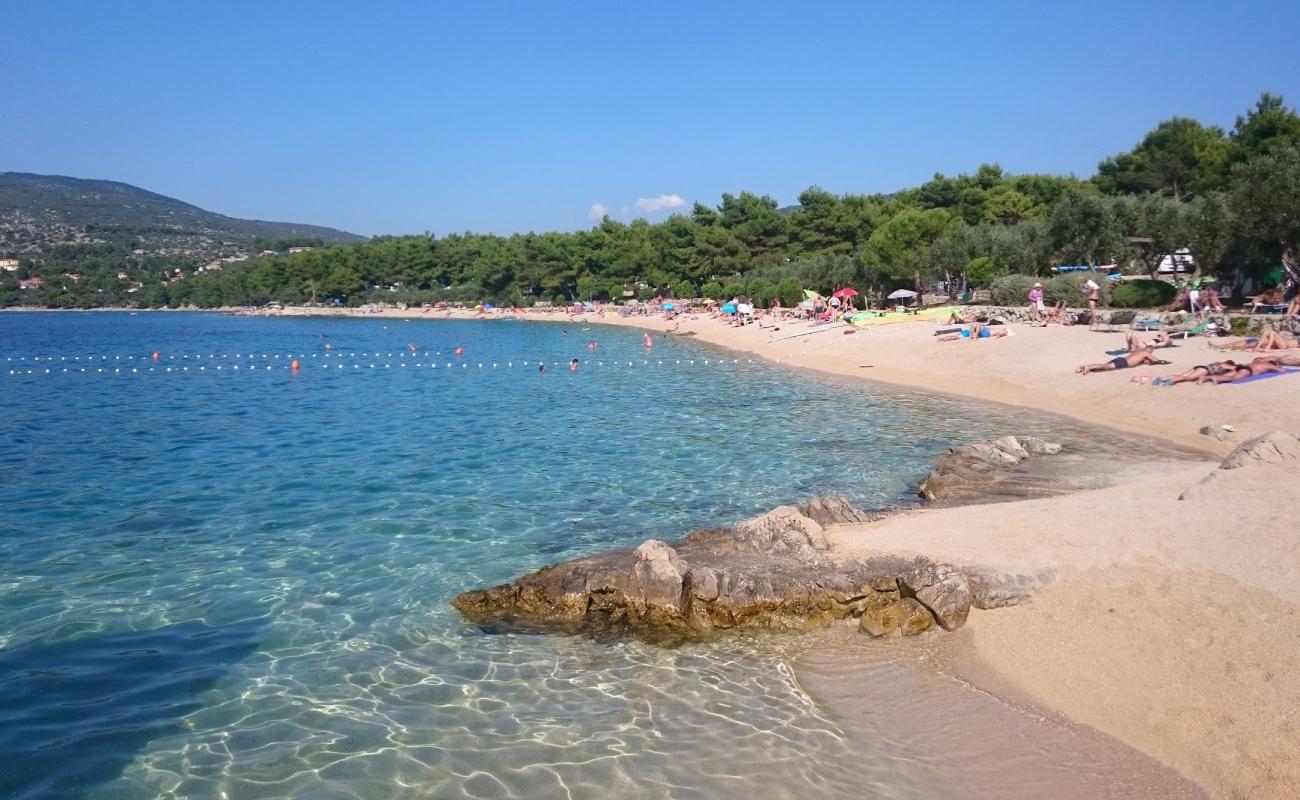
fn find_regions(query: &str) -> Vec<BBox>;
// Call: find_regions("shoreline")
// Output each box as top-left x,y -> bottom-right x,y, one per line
11,305 -> 1300,796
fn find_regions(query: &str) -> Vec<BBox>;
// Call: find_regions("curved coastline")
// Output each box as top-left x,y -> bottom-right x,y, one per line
394,306 -> 1294,799
18,305 -> 1299,797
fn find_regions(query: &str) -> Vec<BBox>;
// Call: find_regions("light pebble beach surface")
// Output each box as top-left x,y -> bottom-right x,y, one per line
286,305 -> 1300,799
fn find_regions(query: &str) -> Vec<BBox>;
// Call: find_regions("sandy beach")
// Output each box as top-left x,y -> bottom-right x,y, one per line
277,304 -> 1300,797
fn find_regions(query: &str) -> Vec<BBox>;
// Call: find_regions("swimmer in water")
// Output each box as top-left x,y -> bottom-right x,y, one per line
324,342 -> 335,351
643,333 -> 653,348
570,358 -> 579,372
454,346 -> 464,357
407,343 -> 418,352
587,340 -> 597,350
538,364 -> 546,373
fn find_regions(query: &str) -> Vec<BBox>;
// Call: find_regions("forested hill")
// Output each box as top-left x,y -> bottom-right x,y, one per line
4,93 -> 1299,310
0,172 -> 364,256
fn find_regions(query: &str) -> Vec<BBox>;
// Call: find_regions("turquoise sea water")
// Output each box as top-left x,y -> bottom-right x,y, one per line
2,312 -> 1141,799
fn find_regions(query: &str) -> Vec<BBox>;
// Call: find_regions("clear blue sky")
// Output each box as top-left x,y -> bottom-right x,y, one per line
4,1 -> 1297,237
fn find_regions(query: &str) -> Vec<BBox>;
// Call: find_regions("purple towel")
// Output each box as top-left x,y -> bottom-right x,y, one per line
1233,367 -> 1300,384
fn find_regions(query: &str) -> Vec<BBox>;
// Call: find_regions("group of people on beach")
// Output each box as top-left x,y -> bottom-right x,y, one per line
1077,332 -> 1299,384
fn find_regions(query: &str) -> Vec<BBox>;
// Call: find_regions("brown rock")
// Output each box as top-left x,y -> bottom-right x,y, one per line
899,598 -> 935,636
899,560 -> 972,631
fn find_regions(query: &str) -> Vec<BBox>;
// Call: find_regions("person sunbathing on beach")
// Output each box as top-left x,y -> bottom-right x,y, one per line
1196,357 -> 1285,384
1215,330 -> 1299,351
946,309 -> 978,324
1076,347 -> 1168,374
1043,300 -> 1068,325
1159,360 -> 1238,385
1253,286 -> 1285,306
1125,331 -> 1173,351
937,322 -> 1008,342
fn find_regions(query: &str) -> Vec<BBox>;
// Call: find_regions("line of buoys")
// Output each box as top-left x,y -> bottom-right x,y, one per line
6,355 -> 760,378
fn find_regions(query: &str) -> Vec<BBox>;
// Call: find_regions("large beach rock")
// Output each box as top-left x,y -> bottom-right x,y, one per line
899,560 -> 972,631
1180,431 -> 1300,501
731,506 -> 829,559
453,503 -> 987,644
917,435 -> 1064,502
1218,432 -> 1300,470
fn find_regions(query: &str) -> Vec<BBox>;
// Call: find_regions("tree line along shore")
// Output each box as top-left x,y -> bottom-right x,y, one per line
3,94 -> 1298,312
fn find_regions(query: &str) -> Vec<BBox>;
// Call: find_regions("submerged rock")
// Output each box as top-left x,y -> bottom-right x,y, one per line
917,435 -> 1064,502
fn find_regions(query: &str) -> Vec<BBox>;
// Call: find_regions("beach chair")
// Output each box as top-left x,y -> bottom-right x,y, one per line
1251,302 -> 1287,314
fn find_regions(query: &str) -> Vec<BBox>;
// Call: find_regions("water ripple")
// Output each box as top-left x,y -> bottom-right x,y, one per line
1,313 -> 1174,799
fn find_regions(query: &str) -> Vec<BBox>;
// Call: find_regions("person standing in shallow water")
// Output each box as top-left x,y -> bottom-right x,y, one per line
569,358 -> 579,372
643,333 -> 653,348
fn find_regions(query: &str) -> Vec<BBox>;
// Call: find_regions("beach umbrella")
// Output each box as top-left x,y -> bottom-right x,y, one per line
721,303 -> 737,314
703,298 -> 718,305
887,289 -> 918,300
663,303 -> 675,311
803,289 -> 822,300
833,288 -> 859,299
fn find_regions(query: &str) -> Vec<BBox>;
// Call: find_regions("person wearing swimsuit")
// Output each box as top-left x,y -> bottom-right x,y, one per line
1076,347 -> 1166,374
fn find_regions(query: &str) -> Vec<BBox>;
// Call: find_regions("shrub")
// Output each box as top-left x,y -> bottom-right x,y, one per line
989,274 -> 1036,305
1043,274 -> 1105,307
722,282 -> 746,300
700,281 -> 724,300
776,277 -> 803,308
747,277 -> 776,307
1109,279 -> 1177,309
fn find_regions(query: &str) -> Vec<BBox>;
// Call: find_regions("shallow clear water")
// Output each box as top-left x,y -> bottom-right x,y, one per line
1,312 -> 1169,799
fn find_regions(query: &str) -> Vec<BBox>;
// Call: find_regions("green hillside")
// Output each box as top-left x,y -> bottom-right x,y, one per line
0,172 -> 363,257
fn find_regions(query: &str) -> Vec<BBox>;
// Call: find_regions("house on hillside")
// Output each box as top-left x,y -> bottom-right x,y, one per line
0,258 -> 19,271
288,246 -> 314,254
19,277 -> 44,290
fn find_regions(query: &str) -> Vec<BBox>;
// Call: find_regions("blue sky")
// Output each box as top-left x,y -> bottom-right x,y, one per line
4,1 -> 1297,237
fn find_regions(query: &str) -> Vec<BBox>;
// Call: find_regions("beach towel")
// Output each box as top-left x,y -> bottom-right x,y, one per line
1232,367 -> 1300,384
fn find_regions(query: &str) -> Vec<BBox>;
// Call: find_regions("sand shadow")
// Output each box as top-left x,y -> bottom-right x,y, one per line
0,619 -> 263,799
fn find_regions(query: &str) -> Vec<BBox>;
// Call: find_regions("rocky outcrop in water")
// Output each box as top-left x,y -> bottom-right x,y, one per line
916,435 -> 1063,502
453,496 -> 1041,645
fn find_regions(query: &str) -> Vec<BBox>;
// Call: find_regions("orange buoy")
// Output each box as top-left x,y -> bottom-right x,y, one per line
291,359 -> 300,371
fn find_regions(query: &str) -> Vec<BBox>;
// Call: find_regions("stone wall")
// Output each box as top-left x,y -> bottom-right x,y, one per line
952,305 -> 1299,333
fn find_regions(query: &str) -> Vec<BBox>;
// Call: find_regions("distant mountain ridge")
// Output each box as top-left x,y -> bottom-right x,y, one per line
0,171 -> 364,258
